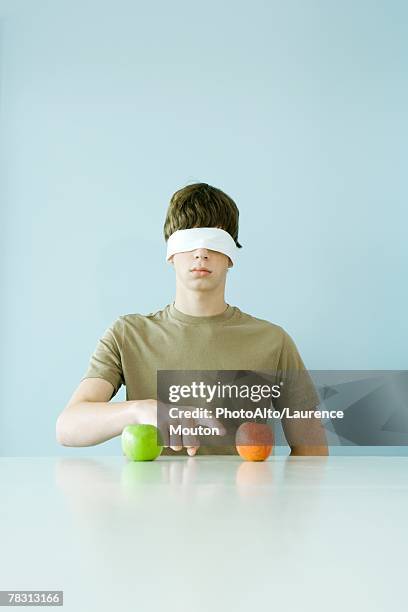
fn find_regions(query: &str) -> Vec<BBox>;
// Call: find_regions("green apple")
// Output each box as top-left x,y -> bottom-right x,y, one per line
121,424 -> 163,461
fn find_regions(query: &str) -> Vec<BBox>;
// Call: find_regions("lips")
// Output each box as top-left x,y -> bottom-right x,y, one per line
191,268 -> 211,275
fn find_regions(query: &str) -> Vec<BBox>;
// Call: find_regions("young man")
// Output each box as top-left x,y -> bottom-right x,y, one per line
56,182 -> 328,456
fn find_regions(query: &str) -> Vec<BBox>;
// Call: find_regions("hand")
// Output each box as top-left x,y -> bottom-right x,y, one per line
132,399 -> 226,457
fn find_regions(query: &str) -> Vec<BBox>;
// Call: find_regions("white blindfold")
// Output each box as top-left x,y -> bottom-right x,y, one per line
166,227 -> 239,266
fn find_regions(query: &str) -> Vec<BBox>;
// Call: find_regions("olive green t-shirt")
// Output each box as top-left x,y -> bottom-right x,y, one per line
81,302 -> 320,455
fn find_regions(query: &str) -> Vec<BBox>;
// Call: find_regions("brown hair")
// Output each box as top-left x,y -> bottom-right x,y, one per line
163,182 -> 242,248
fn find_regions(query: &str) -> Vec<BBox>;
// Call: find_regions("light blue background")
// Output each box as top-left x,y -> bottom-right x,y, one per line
1,0 -> 406,456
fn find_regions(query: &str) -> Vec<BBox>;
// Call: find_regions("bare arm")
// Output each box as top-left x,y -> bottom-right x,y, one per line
283,416 -> 329,456
55,379 -> 191,452
56,378 -> 144,447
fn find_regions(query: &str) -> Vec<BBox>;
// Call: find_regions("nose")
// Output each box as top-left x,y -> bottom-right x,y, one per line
193,248 -> 209,258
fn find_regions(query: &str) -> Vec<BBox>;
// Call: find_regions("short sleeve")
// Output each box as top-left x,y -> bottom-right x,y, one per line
274,328 -> 320,411
81,317 -> 125,399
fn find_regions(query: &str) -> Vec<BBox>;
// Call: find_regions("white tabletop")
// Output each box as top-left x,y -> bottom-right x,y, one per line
0,455 -> 407,612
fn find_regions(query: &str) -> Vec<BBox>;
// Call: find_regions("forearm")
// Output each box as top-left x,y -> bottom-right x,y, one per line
282,415 -> 329,456
56,400 -> 146,447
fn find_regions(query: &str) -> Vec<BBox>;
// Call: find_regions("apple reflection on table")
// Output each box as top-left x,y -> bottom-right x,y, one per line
54,452 -> 328,527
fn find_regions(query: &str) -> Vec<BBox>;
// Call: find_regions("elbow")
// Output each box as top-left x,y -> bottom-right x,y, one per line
56,414 -> 74,446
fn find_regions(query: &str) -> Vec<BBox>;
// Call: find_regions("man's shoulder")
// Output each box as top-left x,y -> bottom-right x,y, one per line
235,306 -> 285,336
119,305 -> 169,326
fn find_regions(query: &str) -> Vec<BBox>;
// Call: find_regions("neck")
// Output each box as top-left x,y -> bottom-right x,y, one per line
173,289 -> 228,317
